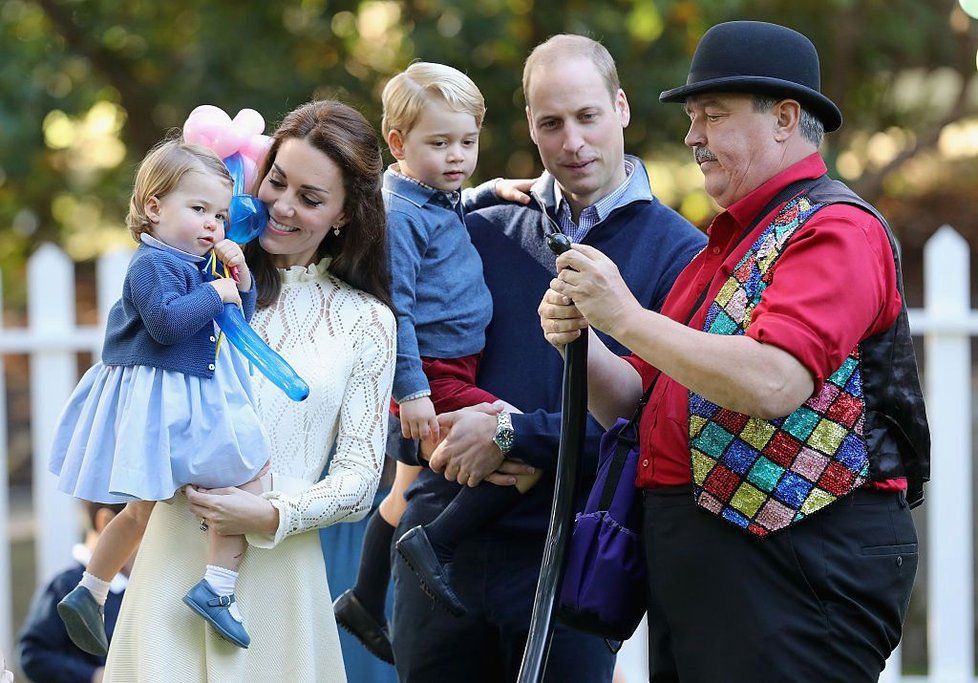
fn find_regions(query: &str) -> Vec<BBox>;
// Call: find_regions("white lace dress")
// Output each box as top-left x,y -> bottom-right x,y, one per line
104,258 -> 396,682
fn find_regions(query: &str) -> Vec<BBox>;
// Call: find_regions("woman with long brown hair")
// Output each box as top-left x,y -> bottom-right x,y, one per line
105,100 -> 396,682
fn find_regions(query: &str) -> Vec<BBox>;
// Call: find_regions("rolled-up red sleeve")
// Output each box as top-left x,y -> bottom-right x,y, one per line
624,353 -> 660,389
745,204 -> 901,390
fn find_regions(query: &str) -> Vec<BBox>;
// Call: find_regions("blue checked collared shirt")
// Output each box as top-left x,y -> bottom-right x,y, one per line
388,166 -> 462,210
554,158 -> 637,243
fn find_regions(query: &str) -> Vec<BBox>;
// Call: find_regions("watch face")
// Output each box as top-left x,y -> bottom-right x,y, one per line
494,413 -> 515,453
495,429 -> 515,452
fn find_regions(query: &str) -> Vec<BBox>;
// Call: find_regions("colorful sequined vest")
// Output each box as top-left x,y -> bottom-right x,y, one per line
688,178 -> 929,537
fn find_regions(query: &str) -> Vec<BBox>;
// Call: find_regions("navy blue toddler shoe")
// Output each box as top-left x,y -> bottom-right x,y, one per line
396,525 -> 466,617
182,579 -> 250,648
333,589 -> 395,664
57,585 -> 108,656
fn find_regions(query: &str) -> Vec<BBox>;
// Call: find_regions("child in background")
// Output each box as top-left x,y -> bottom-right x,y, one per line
18,502 -> 128,682
50,139 -> 269,655
333,62 -> 540,661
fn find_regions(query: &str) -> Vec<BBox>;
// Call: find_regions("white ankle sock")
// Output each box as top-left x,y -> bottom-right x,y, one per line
79,571 -> 111,606
204,565 -> 242,622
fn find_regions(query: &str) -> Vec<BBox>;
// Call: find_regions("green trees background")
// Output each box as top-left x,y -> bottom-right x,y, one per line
2,1 -> 975,671
2,0 -> 976,310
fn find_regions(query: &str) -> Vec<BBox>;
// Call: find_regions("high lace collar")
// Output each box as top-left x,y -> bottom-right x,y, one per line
278,257 -> 333,284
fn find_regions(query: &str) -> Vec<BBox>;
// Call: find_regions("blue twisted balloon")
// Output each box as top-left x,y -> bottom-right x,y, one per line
203,254 -> 309,402
215,303 -> 310,402
223,152 -> 268,244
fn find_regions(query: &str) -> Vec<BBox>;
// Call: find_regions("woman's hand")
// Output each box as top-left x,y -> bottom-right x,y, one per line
484,457 -> 537,486
185,484 -> 279,536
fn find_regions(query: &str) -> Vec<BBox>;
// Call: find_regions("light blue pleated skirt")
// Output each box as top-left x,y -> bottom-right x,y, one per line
49,338 -> 269,504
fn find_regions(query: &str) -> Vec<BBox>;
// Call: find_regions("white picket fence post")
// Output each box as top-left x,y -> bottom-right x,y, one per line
25,247 -> 132,586
921,226 -> 974,682
27,244 -> 82,585
98,250 -> 131,322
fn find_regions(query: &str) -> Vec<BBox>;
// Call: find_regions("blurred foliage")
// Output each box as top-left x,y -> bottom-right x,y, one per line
1,0 -> 977,305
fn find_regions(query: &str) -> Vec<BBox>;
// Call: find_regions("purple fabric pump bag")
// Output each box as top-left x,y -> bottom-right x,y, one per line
558,388 -> 652,646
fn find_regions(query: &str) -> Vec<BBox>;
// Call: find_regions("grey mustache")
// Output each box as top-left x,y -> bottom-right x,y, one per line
694,148 -> 717,164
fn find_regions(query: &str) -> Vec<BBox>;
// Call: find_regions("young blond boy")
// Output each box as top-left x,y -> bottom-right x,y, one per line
333,62 -> 538,661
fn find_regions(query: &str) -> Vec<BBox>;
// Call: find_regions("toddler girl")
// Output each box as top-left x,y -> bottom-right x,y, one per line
50,138 -> 269,654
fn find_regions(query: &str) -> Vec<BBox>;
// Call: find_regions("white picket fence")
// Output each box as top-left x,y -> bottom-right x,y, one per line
0,227 -> 975,681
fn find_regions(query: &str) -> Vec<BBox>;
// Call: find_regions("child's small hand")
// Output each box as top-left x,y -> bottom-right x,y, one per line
491,399 -> 522,415
400,396 -> 440,442
494,178 -> 538,205
214,239 -> 253,292
209,277 -> 242,307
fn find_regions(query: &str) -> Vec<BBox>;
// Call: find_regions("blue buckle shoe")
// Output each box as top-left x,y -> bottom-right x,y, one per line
396,526 -> 466,617
57,585 -> 108,656
182,579 -> 250,648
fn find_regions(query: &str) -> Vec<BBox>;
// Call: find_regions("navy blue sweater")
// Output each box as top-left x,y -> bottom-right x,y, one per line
102,241 -> 256,378
404,168 -> 707,535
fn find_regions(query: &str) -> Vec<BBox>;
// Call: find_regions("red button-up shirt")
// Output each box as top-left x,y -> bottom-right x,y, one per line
627,153 -> 906,491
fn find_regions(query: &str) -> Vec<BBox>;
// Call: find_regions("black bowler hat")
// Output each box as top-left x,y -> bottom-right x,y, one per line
660,21 -> 842,132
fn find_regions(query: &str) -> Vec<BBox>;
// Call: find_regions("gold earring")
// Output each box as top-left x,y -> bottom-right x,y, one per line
332,225 -> 341,236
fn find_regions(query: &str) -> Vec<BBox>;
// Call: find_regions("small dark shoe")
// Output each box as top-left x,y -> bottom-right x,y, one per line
396,526 -> 466,617
333,589 -> 394,664
57,585 -> 108,656
182,579 -> 250,649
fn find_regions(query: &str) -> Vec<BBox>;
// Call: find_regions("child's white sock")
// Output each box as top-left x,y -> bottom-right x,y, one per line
79,571 -> 111,606
204,565 -> 242,622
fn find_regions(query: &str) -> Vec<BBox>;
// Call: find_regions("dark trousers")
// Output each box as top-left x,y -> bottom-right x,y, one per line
391,508 -> 615,683
642,485 -> 917,683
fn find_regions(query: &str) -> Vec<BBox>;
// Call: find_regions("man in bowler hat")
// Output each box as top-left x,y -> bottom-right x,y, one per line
538,20 -> 929,682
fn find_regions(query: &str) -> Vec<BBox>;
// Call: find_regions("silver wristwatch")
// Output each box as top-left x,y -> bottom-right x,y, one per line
492,412 -> 515,454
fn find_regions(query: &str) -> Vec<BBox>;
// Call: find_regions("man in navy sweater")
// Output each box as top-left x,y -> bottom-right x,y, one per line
390,34 -> 706,682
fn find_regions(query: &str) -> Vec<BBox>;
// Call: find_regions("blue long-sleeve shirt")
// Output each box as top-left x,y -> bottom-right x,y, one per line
403,157 -> 707,535
384,170 -> 494,403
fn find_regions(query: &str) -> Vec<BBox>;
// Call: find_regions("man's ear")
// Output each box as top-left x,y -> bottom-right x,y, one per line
387,129 -> 406,160
526,106 -> 537,145
616,89 -> 631,128
773,100 -> 801,142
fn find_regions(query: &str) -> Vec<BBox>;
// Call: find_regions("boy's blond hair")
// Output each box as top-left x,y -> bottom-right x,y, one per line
125,137 -> 232,241
381,62 -> 486,140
